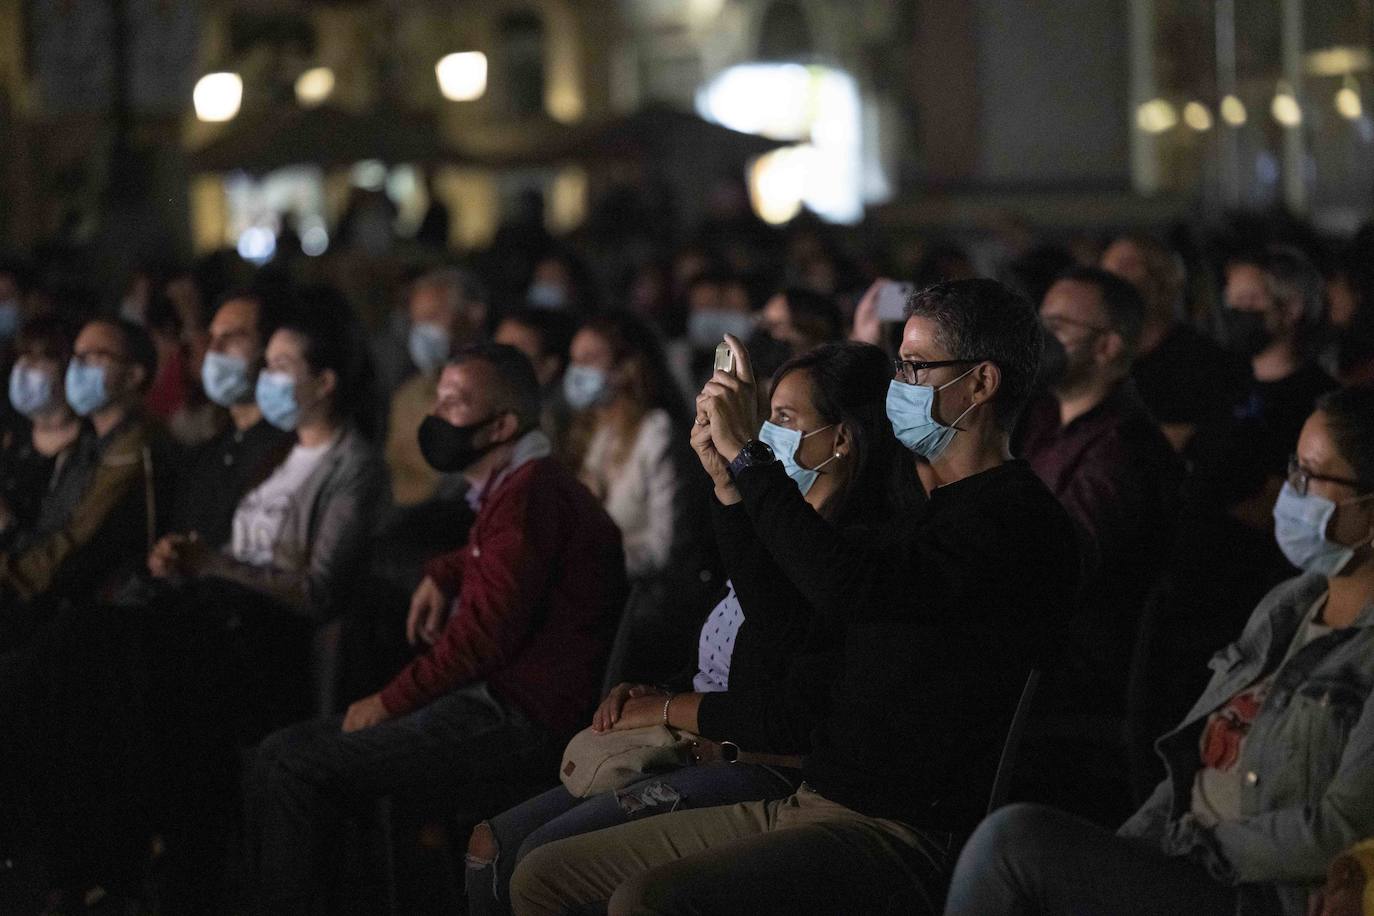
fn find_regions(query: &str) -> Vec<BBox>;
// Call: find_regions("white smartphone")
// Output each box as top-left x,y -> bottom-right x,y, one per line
874,281 -> 916,322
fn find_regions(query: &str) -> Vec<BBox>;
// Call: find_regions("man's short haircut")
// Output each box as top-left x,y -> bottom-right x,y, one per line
905,279 -> 1042,431
1055,266 -> 1146,358
1107,233 -> 1185,304
90,317 -> 157,393
415,266 -> 486,311
448,343 -> 543,433
216,285 -> 294,347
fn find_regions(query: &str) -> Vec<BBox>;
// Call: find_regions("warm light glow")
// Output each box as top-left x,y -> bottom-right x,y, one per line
698,63 -> 867,224
193,72 -> 243,123
1337,75 -> 1363,120
436,52 -> 488,102
748,146 -> 811,225
1135,98 -> 1177,134
295,67 -> 335,108
1183,101 -> 1213,131
1305,46 -> 1373,78
1271,83 -> 1302,127
1220,94 -> 1247,126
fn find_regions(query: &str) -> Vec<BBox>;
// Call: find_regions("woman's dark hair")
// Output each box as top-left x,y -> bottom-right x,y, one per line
579,311 -> 690,426
1317,386 -> 1374,491
16,315 -> 75,364
770,341 -> 924,527
276,287 -> 363,428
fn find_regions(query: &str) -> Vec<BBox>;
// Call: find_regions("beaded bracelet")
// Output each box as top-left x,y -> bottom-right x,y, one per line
662,693 -> 676,727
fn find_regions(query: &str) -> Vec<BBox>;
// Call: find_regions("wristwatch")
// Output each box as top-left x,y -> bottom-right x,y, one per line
727,438 -> 777,479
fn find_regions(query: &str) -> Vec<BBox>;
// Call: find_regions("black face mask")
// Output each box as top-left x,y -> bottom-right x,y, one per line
418,413 -> 502,473
1039,329 -> 1069,388
1219,309 -> 1272,359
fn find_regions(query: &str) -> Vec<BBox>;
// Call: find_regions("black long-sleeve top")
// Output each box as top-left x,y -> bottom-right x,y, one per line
702,458 -> 1081,835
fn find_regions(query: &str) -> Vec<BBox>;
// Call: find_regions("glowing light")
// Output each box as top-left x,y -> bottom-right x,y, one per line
1183,101 -> 1213,132
1135,98 -> 1177,134
193,72 -> 243,123
697,64 -> 867,224
1272,82 -> 1302,127
236,226 -> 276,264
1337,75 -> 1362,120
1220,94 -> 1247,126
351,159 -> 387,191
295,67 -> 335,108
301,224 -> 329,257
436,52 -> 488,102
1305,46 -> 1373,78
748,146 -> 811,225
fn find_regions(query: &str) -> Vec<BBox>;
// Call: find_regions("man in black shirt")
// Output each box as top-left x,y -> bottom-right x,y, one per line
509,280 -> 1081,916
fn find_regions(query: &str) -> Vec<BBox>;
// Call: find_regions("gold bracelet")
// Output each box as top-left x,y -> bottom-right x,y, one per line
662,693 -> 676,727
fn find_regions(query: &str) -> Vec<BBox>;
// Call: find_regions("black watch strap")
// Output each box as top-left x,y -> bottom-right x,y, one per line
727,439 -> 776,479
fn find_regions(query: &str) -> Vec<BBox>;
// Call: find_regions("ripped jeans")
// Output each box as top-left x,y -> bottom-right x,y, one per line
465,761 -> 801,916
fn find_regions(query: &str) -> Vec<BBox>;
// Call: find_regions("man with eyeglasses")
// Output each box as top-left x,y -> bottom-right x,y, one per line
0,316 -> 159,632
1014,267 -> 1182,819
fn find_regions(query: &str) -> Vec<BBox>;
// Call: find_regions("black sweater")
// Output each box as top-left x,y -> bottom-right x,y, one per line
701,458 -> 1080,834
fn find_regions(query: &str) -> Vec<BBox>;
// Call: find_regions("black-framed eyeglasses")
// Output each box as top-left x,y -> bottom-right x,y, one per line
1286,454 -> 1366,498
891,358 -> 988,386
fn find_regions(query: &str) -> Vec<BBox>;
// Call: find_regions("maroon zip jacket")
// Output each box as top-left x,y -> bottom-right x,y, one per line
379,456 -> 627,736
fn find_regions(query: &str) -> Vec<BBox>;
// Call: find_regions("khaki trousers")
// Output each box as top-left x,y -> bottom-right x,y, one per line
509,784 -> 952,916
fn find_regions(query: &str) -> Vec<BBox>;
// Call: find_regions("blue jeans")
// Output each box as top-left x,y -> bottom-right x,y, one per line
465,761 -> 801,916
244,682 -> 557,913
944,804 -> 1238,916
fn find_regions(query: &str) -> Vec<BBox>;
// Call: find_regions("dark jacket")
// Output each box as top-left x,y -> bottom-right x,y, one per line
703,459 -> 1081,834
379,452 -> 628,737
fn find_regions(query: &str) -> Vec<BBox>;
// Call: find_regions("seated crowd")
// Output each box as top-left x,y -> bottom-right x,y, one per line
0,212 -> 1372,916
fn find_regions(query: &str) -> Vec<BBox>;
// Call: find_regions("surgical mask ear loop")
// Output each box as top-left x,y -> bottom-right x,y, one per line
936,365 -> 981,432
799,424 -> 839,473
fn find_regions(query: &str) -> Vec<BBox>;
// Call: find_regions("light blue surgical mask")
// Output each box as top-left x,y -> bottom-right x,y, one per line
9,362 -> 59,418
563,364 -> 610,410
885,365 -> 979,461
0,300 -> 19,339
201,351 -> 253,407
1273,481 -> 1374,576
255,370 -> 300,431
407,322 -> 451,375
758,420 -> 837,496
64,359 -> 110,417
527,281 -> 569,311
688,310 -> 755,351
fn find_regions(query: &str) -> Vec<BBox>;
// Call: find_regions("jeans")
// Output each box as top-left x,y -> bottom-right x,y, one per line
943,803 -> 1238,916
466,761 -> 801,916
509,784 -> 951,916
244,682 -> 557,913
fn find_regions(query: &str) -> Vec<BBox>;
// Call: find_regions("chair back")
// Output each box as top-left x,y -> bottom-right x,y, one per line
987,668 -> 1041,815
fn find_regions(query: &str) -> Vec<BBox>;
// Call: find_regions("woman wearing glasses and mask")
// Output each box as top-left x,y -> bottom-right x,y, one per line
946,384 -> 1374,916
465,339 -> 922,916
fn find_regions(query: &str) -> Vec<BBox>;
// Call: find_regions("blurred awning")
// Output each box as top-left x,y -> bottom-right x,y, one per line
189,105 -> 453,174
451,105 -> 792,168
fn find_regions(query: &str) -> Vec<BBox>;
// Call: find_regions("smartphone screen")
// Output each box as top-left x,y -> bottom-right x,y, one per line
714,341 -> 735,374
874,281 -> 916,322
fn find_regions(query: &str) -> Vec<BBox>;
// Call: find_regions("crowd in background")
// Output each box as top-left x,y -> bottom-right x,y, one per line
0,182 -> 1372,916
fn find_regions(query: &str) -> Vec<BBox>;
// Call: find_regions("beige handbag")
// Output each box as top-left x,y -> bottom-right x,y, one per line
558,724 -> 699,797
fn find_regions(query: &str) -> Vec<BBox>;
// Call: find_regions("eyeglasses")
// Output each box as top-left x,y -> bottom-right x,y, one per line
1040,315 -> 1109,336
891,358 -> 989,386
1286,454 -> 1366,498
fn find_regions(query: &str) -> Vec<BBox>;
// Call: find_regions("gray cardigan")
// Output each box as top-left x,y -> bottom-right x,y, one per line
202,425 -> 388,621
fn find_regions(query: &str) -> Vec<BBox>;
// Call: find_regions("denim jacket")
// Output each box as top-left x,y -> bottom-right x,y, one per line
1118,574 -> 1374,916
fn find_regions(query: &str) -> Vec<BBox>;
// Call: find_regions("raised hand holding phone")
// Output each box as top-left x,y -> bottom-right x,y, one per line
697,334 -> 758,463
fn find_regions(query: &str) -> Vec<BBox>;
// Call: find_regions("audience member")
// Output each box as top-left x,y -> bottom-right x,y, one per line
1019,267 -> 1183,703
385,268 -> 488,507
244,344 -> 628,913
0,317 -> 158,645
945,387 -> 1374,916
465,340 -> 922,916
508,279 -> 1080,915
493,306 -> 575,460
1100,234 -> 1246,451
750,287 -> 843,381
